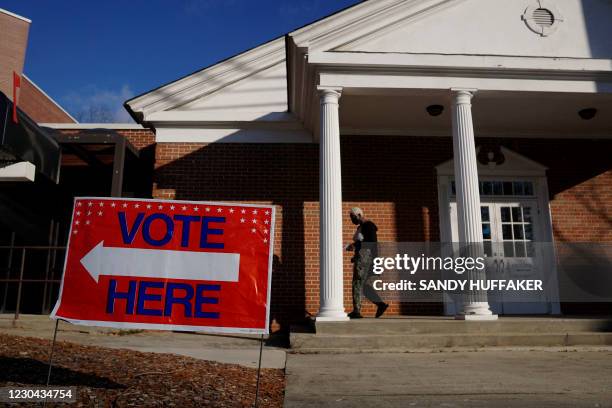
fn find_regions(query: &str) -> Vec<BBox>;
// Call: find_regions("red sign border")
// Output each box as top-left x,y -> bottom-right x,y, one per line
50,197 -> 276,335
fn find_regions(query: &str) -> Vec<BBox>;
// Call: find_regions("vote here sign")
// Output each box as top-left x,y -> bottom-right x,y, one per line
51,198 -> 275,334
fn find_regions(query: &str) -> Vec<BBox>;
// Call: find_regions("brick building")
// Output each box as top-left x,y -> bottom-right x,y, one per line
4,1 -> 612,329
122,0 -> 612,328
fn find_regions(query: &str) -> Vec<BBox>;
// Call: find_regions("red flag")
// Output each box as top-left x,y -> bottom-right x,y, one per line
12,71 -> 21,124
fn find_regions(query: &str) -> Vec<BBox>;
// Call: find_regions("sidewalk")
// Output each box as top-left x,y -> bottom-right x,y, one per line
0,314 -> 286,369
284,350 -> 612,407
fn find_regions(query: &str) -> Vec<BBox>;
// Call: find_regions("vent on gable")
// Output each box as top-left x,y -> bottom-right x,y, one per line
522,2 -> 564,37
532,8 -> 554,27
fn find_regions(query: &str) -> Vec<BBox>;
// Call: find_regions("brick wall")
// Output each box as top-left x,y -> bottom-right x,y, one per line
0,10 -> 29,99
46,129 -> 612,327
152,135 -> 612,329
19,76 -> 75,123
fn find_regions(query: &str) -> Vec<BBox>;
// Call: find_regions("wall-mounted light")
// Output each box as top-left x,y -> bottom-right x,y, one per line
426,105 -> 444,117
578,108 -> 597,120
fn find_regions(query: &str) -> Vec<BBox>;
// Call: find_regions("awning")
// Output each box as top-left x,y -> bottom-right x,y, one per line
0,91 -> 61,183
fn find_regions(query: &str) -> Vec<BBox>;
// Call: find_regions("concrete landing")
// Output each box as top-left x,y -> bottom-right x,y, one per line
290,316 -> 612,353
284,350 -> 612,407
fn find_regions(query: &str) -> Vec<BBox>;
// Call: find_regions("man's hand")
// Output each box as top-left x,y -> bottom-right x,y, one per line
345,243 -> 355,251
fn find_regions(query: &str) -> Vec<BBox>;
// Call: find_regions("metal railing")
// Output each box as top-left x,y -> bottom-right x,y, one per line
0,245 -> 66,320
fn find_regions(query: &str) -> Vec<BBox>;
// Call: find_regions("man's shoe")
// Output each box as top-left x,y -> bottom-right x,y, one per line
375,302 -> 389,318
348,311 -> 363,319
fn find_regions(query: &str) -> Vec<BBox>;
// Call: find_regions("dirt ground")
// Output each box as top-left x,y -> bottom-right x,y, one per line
0,333 -> 285,407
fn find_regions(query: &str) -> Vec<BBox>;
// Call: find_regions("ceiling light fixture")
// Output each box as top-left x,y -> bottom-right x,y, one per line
578,108 -> 597,120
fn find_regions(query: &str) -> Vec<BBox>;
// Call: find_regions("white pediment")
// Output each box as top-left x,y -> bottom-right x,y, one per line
125,0 -> 612,140
336,0 -> 612,59
436,147 -> 548,177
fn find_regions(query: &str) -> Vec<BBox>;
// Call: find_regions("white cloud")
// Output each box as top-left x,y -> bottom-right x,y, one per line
62,84 -> 134,123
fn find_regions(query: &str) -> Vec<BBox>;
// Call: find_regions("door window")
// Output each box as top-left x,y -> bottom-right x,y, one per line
498,204 -> 535,258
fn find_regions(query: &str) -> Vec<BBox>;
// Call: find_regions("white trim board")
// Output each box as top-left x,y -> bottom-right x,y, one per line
155,127 -> 313,144
41,123 -> 144,130
0,162 -> 36,182
0,7 -> 31,23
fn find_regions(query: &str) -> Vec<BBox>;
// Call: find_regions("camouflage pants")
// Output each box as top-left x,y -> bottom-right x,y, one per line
352,249 -> 383,313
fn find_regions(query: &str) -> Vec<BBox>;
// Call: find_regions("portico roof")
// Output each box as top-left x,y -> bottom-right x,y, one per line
125,0 -> 612,142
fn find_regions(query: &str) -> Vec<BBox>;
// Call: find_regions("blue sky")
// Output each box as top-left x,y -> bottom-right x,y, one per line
2,0 -> 360,122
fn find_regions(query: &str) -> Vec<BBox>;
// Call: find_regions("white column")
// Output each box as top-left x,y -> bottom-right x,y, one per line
316,86 -> 348,321
451,88 -> 497,321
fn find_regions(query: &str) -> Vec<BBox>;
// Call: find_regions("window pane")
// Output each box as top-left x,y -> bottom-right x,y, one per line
515,243 -> 526,257
524,224 -> 533,240
503,182 -> 513,195
513,224 -> 524,240
482,223 -> 491,239
451,181 -> 456,195
493,181 -> 503,195
526,242 -> 535,257
483,242 -> 493,257
502,224 -> 513,239
481,206 -> 490,222
513,182 -> 524,195
512,207 -> 522,222
501,207 -> 511,222
503,242 -> 515,257
483,181 -> 493,195
523,207 -> 532,222
524,182 -> 534,195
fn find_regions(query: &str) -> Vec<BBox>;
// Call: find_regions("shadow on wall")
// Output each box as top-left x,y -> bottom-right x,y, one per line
153,135 -> 612,327
153,136 -> 455,327
154,142 -> 316,331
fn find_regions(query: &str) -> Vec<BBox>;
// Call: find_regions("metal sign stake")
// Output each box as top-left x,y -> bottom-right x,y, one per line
254,333 -> 264,408
46,319 -> 60,386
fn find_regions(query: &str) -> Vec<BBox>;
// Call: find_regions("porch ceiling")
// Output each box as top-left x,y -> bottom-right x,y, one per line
338,90 -> 612,138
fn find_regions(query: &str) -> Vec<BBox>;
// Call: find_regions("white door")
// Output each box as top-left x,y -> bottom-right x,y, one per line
450,200 -> 551,314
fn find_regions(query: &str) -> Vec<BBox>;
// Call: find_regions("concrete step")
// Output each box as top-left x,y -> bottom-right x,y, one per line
314,317 -> 612,335
290,317 -> 612,353
290,332 -> 612,353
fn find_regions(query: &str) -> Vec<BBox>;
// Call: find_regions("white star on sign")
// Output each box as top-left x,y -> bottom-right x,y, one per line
87,211 -> 92,216
252,209 -> 258,215
229,208 -> 234,213
194,207 -> 199,211
182,206 -> 187,210
76,211 -> 81,216
241,209 -> 246,214
263,238 -> 268,243
205,207 -> 210,212
146,204 -> 151,209
263,229 -> 268,234
158,205 -> 163,210
88,202 -> 93,207
252,219 -> 257,224
122,203 -> 128,208
217,208 -> 222,213
170,205 -> 175,210
134,204 -> 140,208
251,228 -> 256,233
73,230 -> 78,235
86,220 -> 90,225
99,202 -> 104,207
77,202 -> 82,207
75,221 -> 80,225
98,211 -> 103,216
265,210 -> 270,215
264,220 -> 269,224
111,202 -> 116,208
240,218 -> 246,223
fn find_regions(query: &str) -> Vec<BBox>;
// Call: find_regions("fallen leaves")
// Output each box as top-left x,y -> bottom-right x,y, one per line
0,333 -> 284,407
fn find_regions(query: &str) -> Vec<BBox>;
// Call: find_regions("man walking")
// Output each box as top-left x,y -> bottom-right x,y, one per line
346,207 -> 389,319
